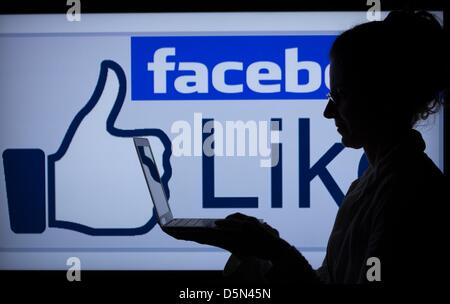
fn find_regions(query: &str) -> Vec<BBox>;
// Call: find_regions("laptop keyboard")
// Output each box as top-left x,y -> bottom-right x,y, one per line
168,218 -> 216,227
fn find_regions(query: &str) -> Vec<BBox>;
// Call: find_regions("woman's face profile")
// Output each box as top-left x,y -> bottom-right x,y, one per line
324,59 -> 371,149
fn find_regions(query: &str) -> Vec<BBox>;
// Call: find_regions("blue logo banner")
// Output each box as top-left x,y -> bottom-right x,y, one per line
131,35 -> 336,100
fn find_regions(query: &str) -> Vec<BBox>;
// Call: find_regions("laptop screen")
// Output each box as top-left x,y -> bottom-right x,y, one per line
134,139 -> 172,223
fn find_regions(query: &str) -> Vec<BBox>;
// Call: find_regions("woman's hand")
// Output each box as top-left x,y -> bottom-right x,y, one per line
214,213 -> 290,260
163,212 -> 291,261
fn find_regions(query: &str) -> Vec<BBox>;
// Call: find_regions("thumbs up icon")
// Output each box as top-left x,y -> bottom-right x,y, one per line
2,60 -> 173,235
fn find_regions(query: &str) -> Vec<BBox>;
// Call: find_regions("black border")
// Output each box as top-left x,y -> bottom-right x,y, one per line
444,8 -> 449,182
0,0 -> 447,14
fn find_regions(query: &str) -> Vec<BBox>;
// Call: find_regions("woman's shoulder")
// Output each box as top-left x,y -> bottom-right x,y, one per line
361,150 -> 447,217
390,151 -> 445,190
375,151 -> 448,221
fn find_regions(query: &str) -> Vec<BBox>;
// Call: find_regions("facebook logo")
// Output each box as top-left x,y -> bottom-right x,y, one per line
129,34 -> 366,210
131,35 -> 336,100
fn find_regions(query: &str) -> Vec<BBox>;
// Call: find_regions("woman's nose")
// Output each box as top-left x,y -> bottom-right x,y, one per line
323,99 -> 336,119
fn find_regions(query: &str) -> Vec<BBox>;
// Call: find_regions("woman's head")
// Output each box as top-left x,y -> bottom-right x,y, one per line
324,11 -> 448,149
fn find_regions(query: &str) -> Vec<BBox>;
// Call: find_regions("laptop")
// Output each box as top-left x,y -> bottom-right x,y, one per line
133,137 -> 218,229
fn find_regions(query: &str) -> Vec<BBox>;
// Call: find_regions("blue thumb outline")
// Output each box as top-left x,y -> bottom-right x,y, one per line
47,60 -> 172,236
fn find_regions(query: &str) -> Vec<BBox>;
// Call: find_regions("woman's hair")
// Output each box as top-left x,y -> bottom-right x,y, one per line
330,10 -> 449,126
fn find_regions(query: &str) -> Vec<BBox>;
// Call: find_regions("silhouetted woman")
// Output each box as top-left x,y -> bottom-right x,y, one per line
168,11 -> 449,283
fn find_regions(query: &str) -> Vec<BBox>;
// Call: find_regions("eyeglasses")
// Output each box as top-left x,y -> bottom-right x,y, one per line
326,89 -> 344,106
326,92 -> 336,105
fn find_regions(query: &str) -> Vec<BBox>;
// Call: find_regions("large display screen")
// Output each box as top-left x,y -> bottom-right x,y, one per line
0,12 -> 444,270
